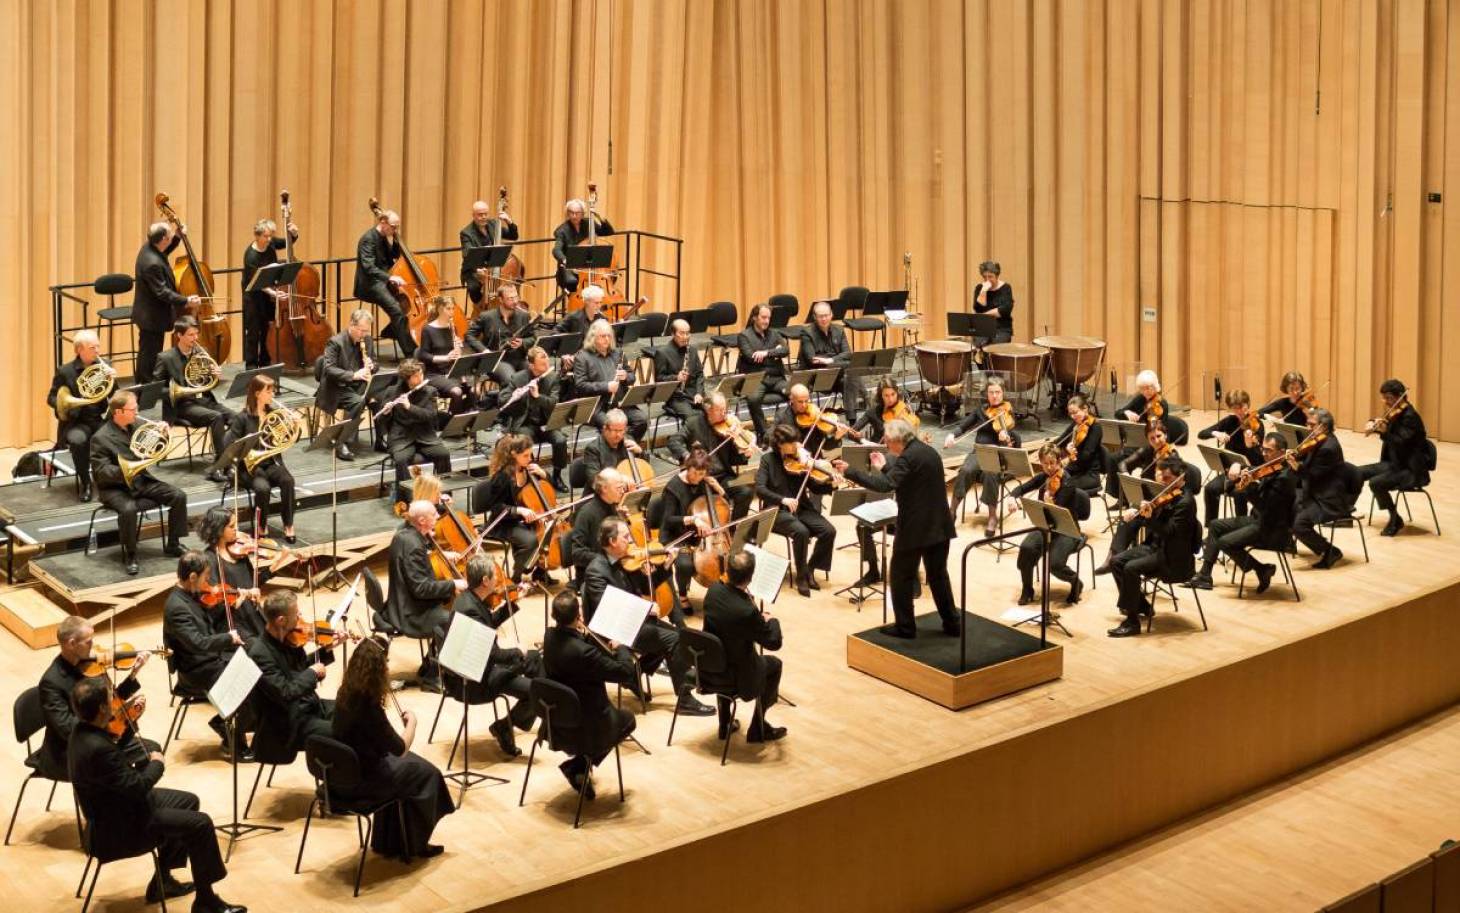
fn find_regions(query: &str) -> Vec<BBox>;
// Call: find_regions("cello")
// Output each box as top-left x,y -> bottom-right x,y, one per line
689,478 -> 734,588
267,190 -> 332,370
476,185 -> 526,316
518,464 -> 573,572
154,193 -> 231,362
367,197 -> 456,343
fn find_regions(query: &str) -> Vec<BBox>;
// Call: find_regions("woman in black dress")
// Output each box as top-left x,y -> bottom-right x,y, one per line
470,433 -> 546,581
332,638 -> 454,860
414,295 -> 480,415
224,373 -> 298,541
972,259 -> 1014,344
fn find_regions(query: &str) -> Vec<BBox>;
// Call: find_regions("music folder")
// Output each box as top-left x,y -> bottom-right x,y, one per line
462,244 -> 514,273
1019,498 -> 1083,541
563,245 -> 615,270
1117,473 -> 1168,507
225,363 -> 285,399
244,259 -> 304,292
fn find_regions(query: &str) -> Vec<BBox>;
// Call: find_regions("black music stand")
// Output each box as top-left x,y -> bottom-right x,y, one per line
1116,473 -> 1168,509
728,508 -> 778,554
845,496 -> 899,617
1272,421 -> 1308,450
1098,418 -> 1150,453
208,655 -> 281,859
536,332 -> 584,358
1014,499 -> 1082,637
224,364 -> 285,399
708,373 -> 746,399
245,260 -> 303,295
124,380 -> 167,414
207,432 -> 263,527
305,415 -> 363,588
563,244 -> 614,273
438,619 -> 511,799
611,319 -> 647,347
830,488 -> 892,605
462,244 -> 514,276
839,443 -> 889,474
442,408 -> 498,468
1197,443 -> 1251,480
448,351 -> 500,383
973,444 -> 1035,555
848,347 -> 896,369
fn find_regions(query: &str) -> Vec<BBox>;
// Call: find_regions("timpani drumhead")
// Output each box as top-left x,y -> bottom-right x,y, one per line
983,342 -> 1049,393
915,339 -> 973,388
1032,335 -> 1105,386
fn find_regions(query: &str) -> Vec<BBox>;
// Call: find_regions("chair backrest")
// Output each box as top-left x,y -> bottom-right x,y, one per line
767,293 -> 799,320
705,301 -> 738,330
673,308 -> 712,335
305,734 -> 364,792
837,285 -> 870,315
768,300 -> 798,328
93,273 -> 133,297
677,627 -> 727,675
807,297 -> 846,322
13,686 -> 43,745
1340,460 -> 1363,504
361,568 -> 386,614
531,678 -> 583,745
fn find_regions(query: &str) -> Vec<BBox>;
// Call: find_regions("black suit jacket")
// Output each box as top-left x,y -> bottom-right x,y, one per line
581,552 -> 636,622
90,419 -> 161,492
845,439 -> 955,552
580,436 -> 632,481
1249,470 -> 1298,545
797,323 -> 851,369
459,219 -> 519,284
39,655 -> 141,780
132,237 -> 185,333
500,367 -> 561,431
384,381 -> 443,456
542,624 -> 634,756
755,451 -> 833,513
385,524 -> 457,634
68,722 -> 165,860
162,586 -> 234,685
682,412 -> 749,480
245,632 -> 328,756
1295,434 -> 1348,514
353,227 -> 401,298
736,326 -> 788,381
317,331 -> 376,414
1143,490 -> 1199,581
653,342 -> 704,399
701,582 -> 782,700
568,496 -> 617,581
1378,406 -> 1429,482
49,357 -> 108,430
154,346 -> 223,421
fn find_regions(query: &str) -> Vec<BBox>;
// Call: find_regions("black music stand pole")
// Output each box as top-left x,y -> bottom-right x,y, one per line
444,679 -> 509,801
216,709 -> 280,860
305,415 -> 361,589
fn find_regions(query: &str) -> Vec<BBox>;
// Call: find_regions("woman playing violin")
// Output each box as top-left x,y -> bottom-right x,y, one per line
470,434 -> 547,582
756,424 -> 838,597
224,374 -> 297,542
945,377 -> 1021,537
1196,388 -> 1264,524
1060,394 -> 1104,491
658,447 -> 725,606
198,506 -> 287,640
1002,443 -> 1092,606
1258,371 -> 1313,425
853,378 -> 919,443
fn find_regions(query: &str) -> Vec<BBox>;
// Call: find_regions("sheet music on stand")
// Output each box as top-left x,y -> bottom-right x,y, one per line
849,497 -> 899,526
1019,498 -> 1083,540
1197,443 -> 1251,475
438,612 -> 497,684
1117,473 -> 1168,507
743,544 -> 789,605
588,586 -> 653,647
974,444 -> 1035,481
208,649 -> 263,721
1099,418 -> 1150,451
1272,420 -> 1308,450
840,444 -> 889,474
729,507 -> 778,552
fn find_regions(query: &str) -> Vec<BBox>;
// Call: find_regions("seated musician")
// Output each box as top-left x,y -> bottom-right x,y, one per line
38,615 -> 157,779
1290,407 -> 1348,567
1196,388 -> 1264,524
542,589 -> 637,799
853,377 -> 918,443
1259,371 -> 1314,425
945,376 -> 1021,537
658,447 -> 730,606
460,198 -> 519,309
1096,419 -> 1201,573
578,408 -> 643,484
332,638 -> 453,861
574,318 -> 648,440
197,506 -> 287,641
48,329 -> 112,502
472,435 -> 552,582
1059,394 -> 1104,492
1188,432 -> 1297,593
702,552 -> 786,743
241,216 -> 298,370
1360,378 -> 1430,537
225,374 -> 297,542
316,309 -> 378,461
67,677 -> 245,913
776,383 -> 861,456
499,346 -> 568,492
246,590 -> 335,752
552,197 -> 614,296
387,501 -> 469,693
656,318 -> 705,454
353,206 -> 416,357
1108,455 -> 1199,638
568,468 -> 628,588
549,284 -> 605,400
415,295 -> 481,415
465,282 -> 533,389
163,550 -> 252,759
737,302 -> 790,444
756,425 -> 837,597
155,315 -> 238,484
798,301 -> 852,401
673,392 -> 754,520
582,516 -> 713,717
1004,444 -> 1091,605
971,261 -> 1015,345
383,359 -> 452,507
90,389 -> 187,576
1115,369 -> 1188,445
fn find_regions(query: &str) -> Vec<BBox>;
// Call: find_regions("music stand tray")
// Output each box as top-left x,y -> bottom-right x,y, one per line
1097,418 -> 1149,451
366,371 -> 401,401
244,260 -> 303,292
616,383 -> 654,409
563,245 -> 615,270
441,411 -> 482,440
462,244 -> 514,273
543,398 -> 584,433
1272,421 -> 1308,450
787,369 -> 817,391
839,444 -> 889,474
621,487 -> 651,515
1197,443 -> 1250,476
1117,473 -> 1167,507
729,508 -> 778,552
124,380 -> 167,413
738,371 -> 766,400
448,351 -> 500,381
708,373 -> 745,398
225,364 -> 285,399
811,368 -> 841,394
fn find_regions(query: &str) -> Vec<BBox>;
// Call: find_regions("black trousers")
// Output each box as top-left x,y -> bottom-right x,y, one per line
716,477 -> 754,522
744,378 -> 787,440
562,708 -> 636,778
1203,475 -> 1248,524
136,331 -> 164,387
1198,515 -> 1263,576
1105,517 -> 1140,562
772,506 -> 835,575
634,617 -> 692,696
1293,498 -> 1341,557
99,478 -> 187,554
148,787 -> 227,887
525,425 -> 568,471
1016,532 -> 1081,593
176,399 -> 235,458
422,373 -> 475,415
243,460 -> 296,528
62,419 -> 101,486
330,388 -> 367,449
360,281 -> 418,357
1112,543 -> 1163,616
556,265 -> 580,294
589,404 -> 648,441
952,454 -> 1005,507
888,540 -> 958,635
490,524 -> 541,579
716,655 -> 783,728
390,442 -> 452,504
242,299 -> 273,368
1360,460 -> 1415,512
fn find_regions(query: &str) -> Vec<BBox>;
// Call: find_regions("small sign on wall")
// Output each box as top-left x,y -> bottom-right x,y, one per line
1141,306 -> 1157,323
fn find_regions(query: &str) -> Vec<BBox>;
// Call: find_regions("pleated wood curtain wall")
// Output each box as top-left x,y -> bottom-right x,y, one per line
2,0 -> 1457,447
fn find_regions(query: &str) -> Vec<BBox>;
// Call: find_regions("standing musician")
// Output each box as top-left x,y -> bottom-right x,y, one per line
1259,371 -> 1314,425
833,419 -> 960,640
658,448 -> 730,606
575,318 -> 648,439
1290,407 -> 1349,568
197,506 -> 288,641
382,359 -> 452,508
552,198 -> 615,295
447,555 -> 543,756
945,376 -> 1021,536
541,590 -> 637,798
567,468 -> 628,588
38,616 -> 157,779
1108,455 -> 1199,638
499,345 -> 569,492
853,377 -> 919,443
91,390 -> 188,576
67,676 -> 246,913
738,302 -> 790,444
224,375 -> 297,541
415,295 -> 480,415
460,198 -> 519,308
656,317 -> 705,458
133,220 -> 202,384
48,329 -> 113,502
354,207 -> 417,357
386,501 -> 468,693
581,517 -> 713,717
971,260 -> 1014,344
579,408 -> 642,482
156,315 -> 237,483
240,218 -> 299,369
1003,444 -> 1091,606
674,392 -> 755,520
162,550 -> 252,759
466,283 -> 535,389
1096,419 -> 1201,574
1187,432 -> 1297,593
757,424 -> 838,597
316,309 -> 378,461
1196,388 -> 1264,523
1360,379 -> 1430,537
245,590 -> 336,757
702,552 -> 787,743
472,435 -> 552,582
1058,394 -> 1104,492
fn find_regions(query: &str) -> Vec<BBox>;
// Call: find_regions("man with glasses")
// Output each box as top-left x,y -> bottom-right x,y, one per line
1187,432 -> 1297,594
90,390 -> 188,575
48,330 -> 112,502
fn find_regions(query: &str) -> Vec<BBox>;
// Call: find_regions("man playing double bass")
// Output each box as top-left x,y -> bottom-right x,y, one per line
354,207 -> 417,357
552,198 -> 614,296
460,199 -> 519,308
133,221 -> 202,383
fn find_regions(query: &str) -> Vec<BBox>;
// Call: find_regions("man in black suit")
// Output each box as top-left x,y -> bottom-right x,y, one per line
797,300 -> 853,403
48,330 -> 113,502
460,198 -> 519,308
656,318 -> 705,456
1291,408 -> 1350,568
757,423 -> 837,597
701,552 -> 786,742
673,392 -> 755,520
90,390 -> 188,576
566,468 -> 627,587
551,198 -> 615,295
834,419 -> 960,639
353,207 -> 416,357
383,359 -> 452,507
499,346 -> 568,491
387,501 -> 468,691
1188,433 -> 1297,594
154,316 -> 237,483
737,303 -> 790,443
67,677 -> 245,913
578,408 -> 640,482
244,591 -> 334,758
162,551 -> 251,758
466,282 -> 535,387
1360,378 -> 1431,536
38,615 -> 156,779
133,221 -> 201,384
316,309 -> 377,460
1108,456 -> 1199,637
542,590 -> 635,798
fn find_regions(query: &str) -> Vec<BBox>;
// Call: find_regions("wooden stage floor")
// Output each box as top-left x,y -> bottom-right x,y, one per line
0,413 -> 1456,912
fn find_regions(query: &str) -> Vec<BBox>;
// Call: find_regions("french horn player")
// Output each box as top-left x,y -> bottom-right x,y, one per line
47,330 -> 115,502
225,374 -> 302,543
89,389 -> 188,576
154,314 -> 237,483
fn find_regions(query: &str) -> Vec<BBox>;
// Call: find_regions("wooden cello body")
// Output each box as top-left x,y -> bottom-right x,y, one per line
267,190 -> 332,370
474,185 -> 526,317
154,192 -> 232,362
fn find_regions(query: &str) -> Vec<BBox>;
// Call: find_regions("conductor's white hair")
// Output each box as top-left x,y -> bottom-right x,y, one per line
883,419 -> 915,444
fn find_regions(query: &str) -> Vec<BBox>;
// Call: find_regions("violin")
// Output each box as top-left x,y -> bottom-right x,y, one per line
1138,474 -> 1186,518
78,649 -> 161,740
286,612 -> 359,651
712,415 -> 760,458
478,558 -> 528,612
795,404 -> 863,442
199,580 -> 243,610
1285,427 -> 1330,469
1366,391 -> 1411,436
881,399 -> 921,431
984,401 -> 1016,436
1044,470 -> 1062,503
622,528 -> 694,619
782,450 -> 839,485
227,531 -> 290,565
1235,453 -> 1289,491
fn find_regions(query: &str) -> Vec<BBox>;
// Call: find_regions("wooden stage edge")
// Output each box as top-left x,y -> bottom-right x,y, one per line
487,575 -> 1460,913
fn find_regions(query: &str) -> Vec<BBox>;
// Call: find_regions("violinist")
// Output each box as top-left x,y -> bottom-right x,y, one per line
1058,394 -> 1103,491
945,377 -> 1021,537
316,309 -> 378,461
384,359 -> 452,508
702,552 -> 787,743
1290,408 -> 1349,568
162,551 -> 252,759
67,676 -> 246,913
738,302 -> 790,444
466,282 -> 533,388
579,408 -> 640,481
198,506 -> 282,641
415,295 -> 481,414
1360,379 -> 1430,537
1003,444 -> 1091,606
155,316 -> 238,484
1259,371 -> 1314,425
499,346 -> 569,492
224,374 -> 298,541
133,220 -> 201,386
575,318 -> 648,439
39,616 -> 157,779
91,390 -> 188,576
778,383 -> 838,455
971,260 -> 1014,344
1196,388 -> 1264,524
244,590 -> 335,760
756,424 -> 837,597
1188,433 -> 1296,593
471,434 -> 549,581
461,198 -> 519,307
552,198 -> 614,295
568,468 -> 627,588
385,502 -> 468,694
1116,369 -> 1189,445
1096,419 -> 1201,574
675,392 -> 754,520
240,217 -> 299,369
1108,455 -> 1199,637
354,206 -> 417,358
659,447 -> 728,606
1104,416 -> 1194,504
48,330 -> 111,502
853,377 -> 919,443
656,318 -> 705,451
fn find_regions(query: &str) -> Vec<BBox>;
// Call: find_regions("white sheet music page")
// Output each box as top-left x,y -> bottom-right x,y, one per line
588,586 -> 654,646
438,611 -> 497,683
744,544 -> 789,604
850,498 -> 899,525
208,649 -> 263,721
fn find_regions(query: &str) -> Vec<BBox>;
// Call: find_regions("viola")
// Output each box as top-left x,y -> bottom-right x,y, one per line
782,452 -> 837,485
479,558 -> 528,611
1072,415 -> 1094,446
286,617 -> 359,651
712,415 -> 760,457
795,404 -> 863,441
1143,395 -> 1165,420
1138,474 -> 1186,517
1366,391 -> 1411,436
227,531 -> 288,564
984,401 -> 1016,435
1290,428 -> 1329,461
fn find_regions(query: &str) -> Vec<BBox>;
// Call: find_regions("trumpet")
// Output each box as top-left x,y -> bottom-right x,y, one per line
120,419 -> 171,487
56,358 -> 117,420
372,382 -> 430,420
170,349 -> 221,403
244,406 -> 304,472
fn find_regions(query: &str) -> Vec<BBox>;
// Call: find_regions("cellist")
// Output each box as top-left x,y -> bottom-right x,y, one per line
354,207 -> 417,357
471,434 -> 551,583
240,217 -> 299,369
657,448 -> 726,610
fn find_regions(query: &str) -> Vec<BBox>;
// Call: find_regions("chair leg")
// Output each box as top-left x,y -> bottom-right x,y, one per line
75,853 -> 93,898
4,774 -> 32,845
293,797 -> 317,874
163,699 -> 189,753
1191,587 -> 1208,631
45,778 -> 57,811
153,849 -> 168,912
354,813 -> 373,896
1357,521 -> 1369,562
244,763 -> 268,819
517,737 -> 539,807
665,700 -> 682,746
80,859 -> 100,913
721,699 -> 739,766
73,792 -> 83,845
614,742 -> 625,802
267,764 -> 278,787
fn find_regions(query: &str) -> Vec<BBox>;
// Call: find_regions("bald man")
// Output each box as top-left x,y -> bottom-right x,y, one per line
460,199 -> 519,307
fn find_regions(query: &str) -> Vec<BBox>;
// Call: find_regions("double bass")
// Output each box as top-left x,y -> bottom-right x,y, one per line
154,193 -> 231,362
367,197 -> 458,343
475,185 -> 526,316
267,190 -> 332,370
566,182 -> 630,318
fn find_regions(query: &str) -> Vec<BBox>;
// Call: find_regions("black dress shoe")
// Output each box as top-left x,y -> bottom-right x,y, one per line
1254,563 -> 1276,594
335,445 -> 355,462
552,476 -> 569,494
146,873 -> 195,903
676,695 -> 716,717
1313,548 -> 1343,569
284,533 -> 297,545
1186,574 -> 1214,591
489,717 -> 520,757
879,624 -> 916,640
1107,617 -> 1142,638
125,557 -> 140,576
1065,577 -> 1084,605
941,621 -> 961,636
1093,561 -> 1114,576
1017,590 -> 1036,606
192,898 -> 247,913
566,769 -> 596,801
856,569 -> 882,587
805,574 -> 820,591
1382,515 -> 1405,537
219,739 -> 255,763
208,715 -> 229,742
746,723 -> 787,743
206,469 -> 229,484
163,541 -> 186,558
795,576 -> 810,597
80,482 -> 93,502
717,719 -> 741,740
416,843 -> 445,858
417,677 -> 443,694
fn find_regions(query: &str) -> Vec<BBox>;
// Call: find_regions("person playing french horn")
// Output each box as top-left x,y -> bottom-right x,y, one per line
224,374 -> 301,542
89,389 -> 187,575
48,329 -> 116,502
154,315 -> 236,483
